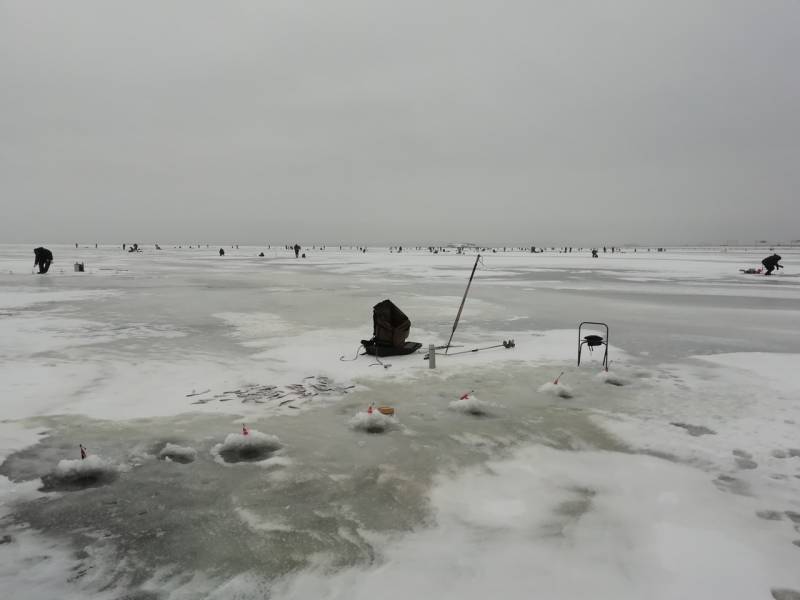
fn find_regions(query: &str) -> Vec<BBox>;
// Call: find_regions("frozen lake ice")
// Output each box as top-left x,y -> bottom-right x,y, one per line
1,244 -> 800,599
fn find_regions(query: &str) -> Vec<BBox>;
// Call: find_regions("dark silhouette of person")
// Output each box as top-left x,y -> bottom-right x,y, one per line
294,244 -> 301,258
219,248 -> 225,256
33,247 -> 53,274
761,254 -> 783,275
592,249 -> 599,258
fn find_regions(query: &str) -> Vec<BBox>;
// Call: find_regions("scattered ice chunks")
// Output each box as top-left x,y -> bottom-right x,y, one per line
40,455 -> 118,491
671,422 -> 716,436
756,510 -> 784,521
538,382 -> 573,399
158,443 -> 197,464
714,474 -> 749,496
732,449 -> 757,470
773,448 -> 800,464
212,430 -> 282,463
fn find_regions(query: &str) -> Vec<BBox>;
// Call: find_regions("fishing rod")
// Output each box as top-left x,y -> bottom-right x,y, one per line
444,254 -> 480,354
425,339 -> 515,360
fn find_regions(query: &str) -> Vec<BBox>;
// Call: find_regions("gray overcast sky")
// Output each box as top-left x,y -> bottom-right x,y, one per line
1,0 -> 798,246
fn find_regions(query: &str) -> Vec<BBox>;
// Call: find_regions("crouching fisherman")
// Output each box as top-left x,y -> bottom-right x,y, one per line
33,247 -> 53,274
761,254 -> 783,275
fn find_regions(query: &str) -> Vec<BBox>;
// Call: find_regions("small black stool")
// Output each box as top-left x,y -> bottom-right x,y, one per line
578,321 -> 609,368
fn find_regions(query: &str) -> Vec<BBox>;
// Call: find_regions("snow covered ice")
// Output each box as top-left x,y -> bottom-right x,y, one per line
212,429 -> 283,464
538,380 -> 574,398
40,455 -> 118,491
448,393 -> 491,416
349,409 -> 400,434
1,244 -> 800,599
158,443 -> 197,464
596,370 -> 627,386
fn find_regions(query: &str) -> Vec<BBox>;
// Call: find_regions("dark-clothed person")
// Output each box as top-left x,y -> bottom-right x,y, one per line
761,254 -> 783,275
33,247 -> 53,274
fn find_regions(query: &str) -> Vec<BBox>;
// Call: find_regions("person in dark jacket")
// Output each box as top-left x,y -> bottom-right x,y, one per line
294,244 -> 301,258
761,254 -> 783,275
33,247 -> 53,274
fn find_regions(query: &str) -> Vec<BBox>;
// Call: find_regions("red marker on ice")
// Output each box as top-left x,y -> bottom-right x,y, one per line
367,405 -> 374,415
242,424 -> 249,436
79,444 -> 87,460
553,371 -> 564,385
460,392 -> 471,400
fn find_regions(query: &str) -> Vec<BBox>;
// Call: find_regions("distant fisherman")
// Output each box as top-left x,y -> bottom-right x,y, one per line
761,254 -> 783,275
294,243 -> 301,258
33,247 -> 53,274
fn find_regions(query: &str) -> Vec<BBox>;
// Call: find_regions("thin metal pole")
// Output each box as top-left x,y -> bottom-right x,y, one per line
445,254 -> 480,354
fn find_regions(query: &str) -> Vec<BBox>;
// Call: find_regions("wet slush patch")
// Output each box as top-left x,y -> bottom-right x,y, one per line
0,366 -> 632,596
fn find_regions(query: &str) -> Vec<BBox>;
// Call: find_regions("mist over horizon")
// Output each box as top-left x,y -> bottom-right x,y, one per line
2,1 -> 799,247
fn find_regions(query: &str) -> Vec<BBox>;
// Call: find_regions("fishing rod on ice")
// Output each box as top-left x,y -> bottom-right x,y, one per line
429,253 -> 516,360
444,254 -> 480,354
424,339 -> 515,360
